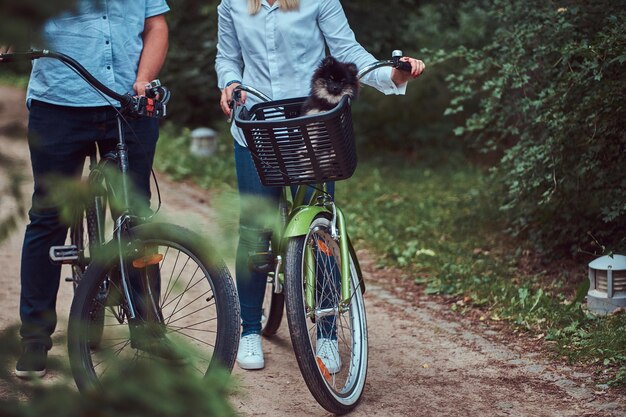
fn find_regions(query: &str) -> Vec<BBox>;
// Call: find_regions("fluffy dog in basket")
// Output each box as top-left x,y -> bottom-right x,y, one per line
292,56 -> 358,182
301,56 -> 359,115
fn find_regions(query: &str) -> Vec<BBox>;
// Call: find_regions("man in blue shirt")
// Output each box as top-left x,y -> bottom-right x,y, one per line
14,0 -> 169,378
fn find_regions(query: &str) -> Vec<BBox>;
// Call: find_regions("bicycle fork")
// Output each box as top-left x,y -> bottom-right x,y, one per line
304,202 -> 352,317
112,116 -> 162,323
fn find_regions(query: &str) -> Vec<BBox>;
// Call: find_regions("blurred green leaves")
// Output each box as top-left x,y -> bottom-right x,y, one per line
0,325 -> 236,417
441,0 -> 626,257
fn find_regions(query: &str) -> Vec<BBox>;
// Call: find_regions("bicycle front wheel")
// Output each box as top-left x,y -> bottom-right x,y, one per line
68,223 -> 240,392
284,215 -> 368,415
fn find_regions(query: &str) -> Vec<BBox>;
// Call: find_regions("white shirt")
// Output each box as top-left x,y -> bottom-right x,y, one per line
215,0 -> 407,146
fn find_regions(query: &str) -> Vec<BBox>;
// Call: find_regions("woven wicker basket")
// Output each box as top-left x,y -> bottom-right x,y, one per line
235,95 -> 356,186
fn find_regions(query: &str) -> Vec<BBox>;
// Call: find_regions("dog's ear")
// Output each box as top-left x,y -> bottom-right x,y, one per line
320,56 -> 337,68
346,63 -> 358,77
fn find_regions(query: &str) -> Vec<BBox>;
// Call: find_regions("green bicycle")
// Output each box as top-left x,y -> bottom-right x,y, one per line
231,51 -> 412,414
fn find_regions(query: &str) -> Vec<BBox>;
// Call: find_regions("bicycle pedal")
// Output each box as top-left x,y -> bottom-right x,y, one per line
49,245 -> 79,264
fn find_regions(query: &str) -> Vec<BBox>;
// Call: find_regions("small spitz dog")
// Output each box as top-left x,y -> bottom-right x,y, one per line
302,56 -> 359,115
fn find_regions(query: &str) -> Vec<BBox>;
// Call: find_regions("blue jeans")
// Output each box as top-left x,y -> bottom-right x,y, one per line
20,100 -> 158,348
234,142 -> 336,337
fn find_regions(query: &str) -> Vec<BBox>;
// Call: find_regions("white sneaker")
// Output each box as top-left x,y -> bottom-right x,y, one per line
316,338 -> 341,374
237,334 -> 265,370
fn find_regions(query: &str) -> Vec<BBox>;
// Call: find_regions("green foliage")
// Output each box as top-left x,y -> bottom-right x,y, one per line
347,0 -> 494,154
0,326 -> 235,417
446,0 -> 626,256
160,1 -> 222,127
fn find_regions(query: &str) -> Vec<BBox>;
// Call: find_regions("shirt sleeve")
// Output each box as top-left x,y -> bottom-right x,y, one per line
215,0 -> 244,89
146,0 -> 170,18
317,0 -> 405,95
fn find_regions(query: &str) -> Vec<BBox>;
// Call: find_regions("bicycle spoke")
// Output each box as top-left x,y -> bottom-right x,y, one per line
162,264 -> 201,312
161,251 -> 190,305
168,320 -> 218,333
167,328 -> 217,350
166,302 -> 216,327
168,290 -> 216,321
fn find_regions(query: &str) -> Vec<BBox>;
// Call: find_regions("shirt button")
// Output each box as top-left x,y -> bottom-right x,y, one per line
105,41 -> 110,45
102,16 -> 107,20
107,66 -> 111,70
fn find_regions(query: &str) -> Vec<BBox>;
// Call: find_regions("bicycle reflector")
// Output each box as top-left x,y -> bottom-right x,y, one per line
316,356 -> 332,382
132,253 -> 164,268
317,240 -> 333,257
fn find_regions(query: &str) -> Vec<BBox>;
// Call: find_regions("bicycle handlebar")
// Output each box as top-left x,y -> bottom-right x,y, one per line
230,49 -> 413,112
0,49 -> 169,118
356,49 -> 412,79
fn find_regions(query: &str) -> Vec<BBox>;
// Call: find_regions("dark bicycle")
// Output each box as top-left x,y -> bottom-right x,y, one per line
1,50 -> 240,391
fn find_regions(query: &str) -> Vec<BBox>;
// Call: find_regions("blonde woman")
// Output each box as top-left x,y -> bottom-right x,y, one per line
215,0 -> 424,371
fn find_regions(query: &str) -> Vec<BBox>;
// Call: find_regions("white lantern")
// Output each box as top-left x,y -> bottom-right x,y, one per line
190,127 -> 217,157
587,254 -> 626,314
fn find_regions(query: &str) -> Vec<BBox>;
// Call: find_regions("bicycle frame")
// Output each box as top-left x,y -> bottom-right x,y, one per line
0,50 -> 168,321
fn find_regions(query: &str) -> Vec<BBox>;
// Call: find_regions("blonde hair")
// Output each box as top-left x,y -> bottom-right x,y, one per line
248,0 -> 299,14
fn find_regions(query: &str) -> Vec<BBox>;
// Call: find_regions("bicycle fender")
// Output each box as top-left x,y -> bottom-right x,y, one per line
283,207 -> 365,294
283,206 -> 330,238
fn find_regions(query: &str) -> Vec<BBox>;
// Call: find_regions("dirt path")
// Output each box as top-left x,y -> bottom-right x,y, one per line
0,86 -> 624,417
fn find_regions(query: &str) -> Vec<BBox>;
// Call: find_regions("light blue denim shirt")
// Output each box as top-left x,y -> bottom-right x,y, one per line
215,0 -> 408,146
26,0 -> 170,107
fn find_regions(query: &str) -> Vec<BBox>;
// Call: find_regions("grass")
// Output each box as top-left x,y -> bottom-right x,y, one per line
0,71 -> 28,89
153,126 -> 626,387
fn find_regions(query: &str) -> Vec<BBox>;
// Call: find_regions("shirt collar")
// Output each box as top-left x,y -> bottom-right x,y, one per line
262,0 -> 279,10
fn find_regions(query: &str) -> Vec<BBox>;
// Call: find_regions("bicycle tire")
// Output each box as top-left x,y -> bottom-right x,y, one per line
69,177 -> 107,348
261,279 -> 284,337
284,215 -> 368,414
70,200 -> 102,288
67,222 -> 240,392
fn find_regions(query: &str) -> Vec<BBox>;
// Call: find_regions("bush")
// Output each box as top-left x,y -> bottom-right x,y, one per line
446,0 -> 626,256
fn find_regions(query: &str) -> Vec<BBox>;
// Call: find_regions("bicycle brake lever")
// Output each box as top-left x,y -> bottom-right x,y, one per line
227,99 -> 235,123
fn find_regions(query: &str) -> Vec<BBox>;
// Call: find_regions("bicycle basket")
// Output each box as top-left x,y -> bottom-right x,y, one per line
234,95 -> 356,187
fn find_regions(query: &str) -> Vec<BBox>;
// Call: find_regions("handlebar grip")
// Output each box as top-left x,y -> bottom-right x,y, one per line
395,60 -> 412,72
0,52 -> 37,62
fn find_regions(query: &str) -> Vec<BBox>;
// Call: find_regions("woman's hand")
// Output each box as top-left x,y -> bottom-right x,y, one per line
391,57 -> 425,86
220,82 -> 246,117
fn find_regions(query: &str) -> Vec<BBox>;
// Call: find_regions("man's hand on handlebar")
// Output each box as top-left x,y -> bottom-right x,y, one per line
391,56 -> 426,86
220,82 -> 246,117
133,79 -> 151,97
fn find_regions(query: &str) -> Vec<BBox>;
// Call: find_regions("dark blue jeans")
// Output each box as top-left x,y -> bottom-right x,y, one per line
20,100 -> 158,348
234,142 -> 336,337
